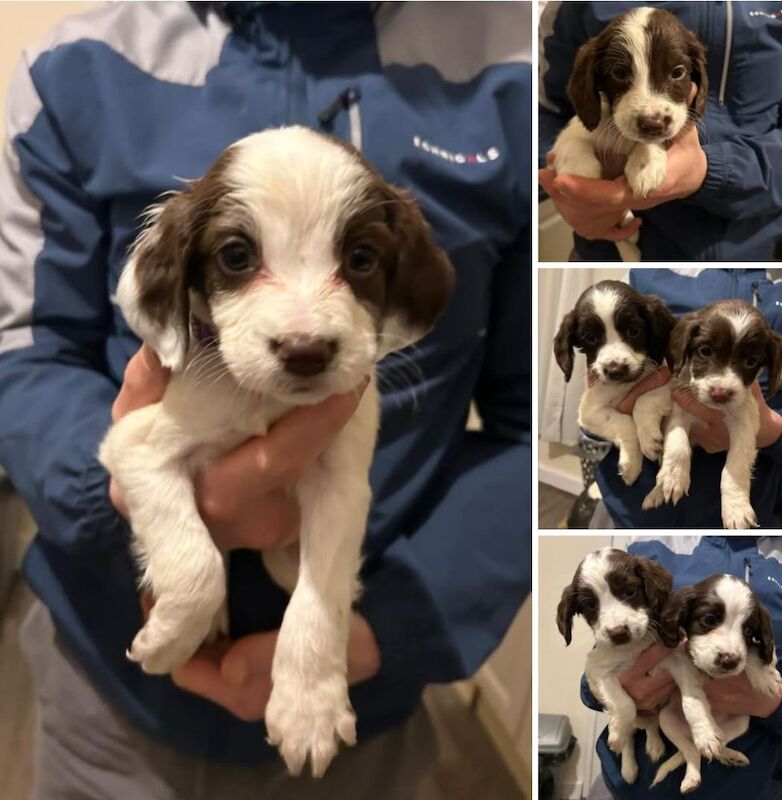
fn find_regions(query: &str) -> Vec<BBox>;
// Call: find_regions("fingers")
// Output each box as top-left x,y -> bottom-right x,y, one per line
626,644 -> 673,678
552,174 -> 630,207
596,217 -> 643,242
219,631 -> 278,688
617,366 -> 671,415
639,680 -> 676,712
672,388 -> 725,425
112,344 -> 170,421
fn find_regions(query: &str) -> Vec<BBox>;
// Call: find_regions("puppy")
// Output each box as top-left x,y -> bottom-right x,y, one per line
554,280 -> 676,485
652,575 -> 782,793
557,548 -> 673,783
643,300 -> 782,529
551,7 -> 708,261
99,126 -> 453,776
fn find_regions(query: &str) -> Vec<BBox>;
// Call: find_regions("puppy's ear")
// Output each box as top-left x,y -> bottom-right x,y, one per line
666,313 -> 699,375
554,309 -> 578,382
379,186 -> 454,356
746,601 -> 776,665
659,587 -> 694,648
641,294 -> 677,367
634,556 -> 673,620
567,39 -> 602,131
685,29 -> 709,118
766,331 -> 782,398
117,191 -> 197,371
556,583 -> 578,646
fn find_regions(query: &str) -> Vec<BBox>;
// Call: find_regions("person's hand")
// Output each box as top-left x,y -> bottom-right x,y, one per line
673,382 -> 782,453
619,644 -> 677,712
171,613 -> 381,721
109,344 -> 368,551
704,672 -> 782,718
615,366 -> 672,415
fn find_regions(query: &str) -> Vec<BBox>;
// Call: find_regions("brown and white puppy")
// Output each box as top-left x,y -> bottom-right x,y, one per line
99,126 -> 453,777
550,7 -> 708,260
643,300 -> 782,529
554,280 -> 676,485
651,575 -> 782,793
557,548 -> 673,784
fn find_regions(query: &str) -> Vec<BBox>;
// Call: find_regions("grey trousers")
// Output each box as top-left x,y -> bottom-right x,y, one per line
20,601 -> 438,800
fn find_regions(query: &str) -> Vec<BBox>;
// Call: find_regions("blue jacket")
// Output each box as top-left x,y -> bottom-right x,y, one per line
540,2 -> 782,261
598,268 -> 782,529
0,2 -> 531,763
583,538 -> 782,800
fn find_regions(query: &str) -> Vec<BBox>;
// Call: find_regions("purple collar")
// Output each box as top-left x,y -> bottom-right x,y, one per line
190,317 -> 219,348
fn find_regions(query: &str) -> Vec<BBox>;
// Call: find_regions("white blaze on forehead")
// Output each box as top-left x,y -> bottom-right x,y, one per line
225,126 -> 372,278
728,309 -> 755,341
618,7 -> 654,95
714,575 -> 753,628
590,286 -> 621,344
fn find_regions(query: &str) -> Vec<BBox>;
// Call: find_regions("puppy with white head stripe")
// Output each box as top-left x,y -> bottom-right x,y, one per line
644,300 -> 782,528
550,7 -> 708,261
554,280 -> 676,486
652,574 -> 782,793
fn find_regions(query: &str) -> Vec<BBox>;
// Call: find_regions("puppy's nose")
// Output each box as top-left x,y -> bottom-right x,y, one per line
637,114 -> 670,136
604,361 -> 630,381
270,336 -> 338,377
606,625 -> 631,645
715,652 -> 740,671
709,387 -> 735,404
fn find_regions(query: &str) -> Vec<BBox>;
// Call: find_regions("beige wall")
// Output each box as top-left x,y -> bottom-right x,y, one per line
0,2 -> 96,141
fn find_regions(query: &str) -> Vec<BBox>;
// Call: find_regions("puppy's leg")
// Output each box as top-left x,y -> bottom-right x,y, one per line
643,405 -> 693,509
579,402 -> 643,486
635,715 -> 665,763
625,142 -> 667,198
597,675 -> 639,782
265,385 -> 377,778
633,383 -> 673,462
655,702 -> 702,794
99,408 -> 225,674
552,118 -> 603,180
721,399 -> 760,529
745,650 -> 782,697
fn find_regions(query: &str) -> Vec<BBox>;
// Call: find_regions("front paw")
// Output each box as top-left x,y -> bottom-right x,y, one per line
642,483 -> 665,511
680,773 -> 702,794
717,748 -> 749,768
618,449 -> 643,486
608,722 -> 631,755
265,673 -> 356,778
625,149 -> 667,198
722,499 -> 758,530
645,732 -> 666,763
621,754 -> 638,784
694,727 -> 725,761
752,667 -> 782,697
658,460 -> 690,505
554,151 -> 602,180
637,423 -> 664,463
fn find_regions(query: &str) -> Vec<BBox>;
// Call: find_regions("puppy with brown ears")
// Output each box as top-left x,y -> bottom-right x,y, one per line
643,300 -> 782,529
550,7 -> 707,261
99,126 -> 453,776
554,280 -> 676,486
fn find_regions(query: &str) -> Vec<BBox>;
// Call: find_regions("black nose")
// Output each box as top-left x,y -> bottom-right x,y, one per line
270,336 -> 338,377
637,114 -> 671,136
606,625 -> 631,645
715,652 -> 740,671
604,361 -> 630,381
709,387 -> 735,404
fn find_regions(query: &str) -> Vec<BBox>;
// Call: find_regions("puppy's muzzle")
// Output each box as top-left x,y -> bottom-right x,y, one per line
603,361 -> 633,382
709,386 -> 735,405
270,335 -> 339,377
606,624 -> 631,645
636,113 -> 672,140
714,651 -> 741,673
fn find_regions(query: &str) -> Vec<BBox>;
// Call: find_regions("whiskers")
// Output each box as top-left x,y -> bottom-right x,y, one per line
184,346 -> 229,389
373,332 -> 426,410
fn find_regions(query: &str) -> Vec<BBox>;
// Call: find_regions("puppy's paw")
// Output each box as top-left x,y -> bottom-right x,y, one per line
621,755 -> 638,784
751,666 -> 782,697
127,609 -> 212,674
265,673 -> 356,778
722,500 -> 758,530
607,723 -> 631,755
680,773 -> 702,794
637,423 -> 664,463
554,151 -> 602,181
717,748 -> 749,768
645,732 -> 666,763
642,483 -> 665,511
625,148 -> 667,198
660,461 -> 690,505
694,728 -> 725,761
618,449 -> 643,486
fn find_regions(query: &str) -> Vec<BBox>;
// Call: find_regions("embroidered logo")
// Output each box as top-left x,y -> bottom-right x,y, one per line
749,9 -> 782,19
413,136 -> 499,164
768,575 -> 782,591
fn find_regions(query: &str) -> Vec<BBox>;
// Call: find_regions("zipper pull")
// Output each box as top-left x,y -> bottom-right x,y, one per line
744,557 -> 751,583
318,87 -> 362,127
752,281 -> 759,308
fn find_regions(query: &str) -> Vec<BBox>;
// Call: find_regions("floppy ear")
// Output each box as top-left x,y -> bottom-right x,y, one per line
117,191 -> 196,371
747,601 -> 776,665
659,587 -> 694,648
766,331 -> 782,398
567,39 -> 602,131
554,309 -> 578,382
666,313 -> 699,375
633,556 -> 673,620
379,186 -> 454,356
685,29 -> 709,118
641,294 -> 677,367
556,583 -> 578,646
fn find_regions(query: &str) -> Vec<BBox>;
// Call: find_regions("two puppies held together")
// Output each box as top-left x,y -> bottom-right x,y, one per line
554,280 -> 782,529
558,548 -> 782,793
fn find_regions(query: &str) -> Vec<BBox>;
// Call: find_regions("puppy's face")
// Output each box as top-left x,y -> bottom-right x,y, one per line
662,575 -> 776,678
557,548 -> 672,648
667,301 -> 782,411
553,280 -> 675,384
118,127 -> 454,402
568,7 -> 708,141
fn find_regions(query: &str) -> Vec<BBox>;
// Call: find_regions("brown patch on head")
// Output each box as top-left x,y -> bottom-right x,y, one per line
605,551 -> 672,620
744,596 -> 776,664
557,563 -> 598,645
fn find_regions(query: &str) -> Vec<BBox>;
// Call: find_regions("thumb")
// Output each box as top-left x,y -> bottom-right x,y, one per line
626,644 -> 672,678
220,631 -> 279,687
112,344 -> 170,421
671,388 -> 724,425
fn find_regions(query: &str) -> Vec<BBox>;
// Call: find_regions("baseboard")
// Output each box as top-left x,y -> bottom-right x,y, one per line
538,462 -> 582,497
562,780 -> 583,799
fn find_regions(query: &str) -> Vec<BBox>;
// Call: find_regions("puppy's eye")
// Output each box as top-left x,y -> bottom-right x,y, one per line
581,599 -> 597,613
623,587 -> 637,600
583,333 -> 598,346
626,326 -> 641,338
347,246 -> 379,275
746,356 -> 759,369
671,65 -> 687,80
698,345 -> 713,358
743,624 -> 755,639
218,240 -> 255,273
610,65 -> 630,82
703,614 -> 717,627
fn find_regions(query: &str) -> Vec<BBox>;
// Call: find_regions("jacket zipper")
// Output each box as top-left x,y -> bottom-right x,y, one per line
753,281 -> 760,308
317,87 -> 363,151
719,0 -> 733,105
744,557 -> 751,583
